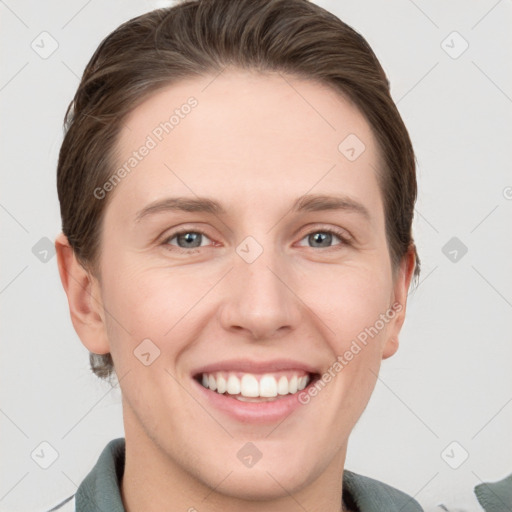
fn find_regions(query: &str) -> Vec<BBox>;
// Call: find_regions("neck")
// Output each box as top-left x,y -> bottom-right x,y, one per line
120,407 -> 349,512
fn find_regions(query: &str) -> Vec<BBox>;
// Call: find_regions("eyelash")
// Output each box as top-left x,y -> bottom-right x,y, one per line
161,226 -> 352,254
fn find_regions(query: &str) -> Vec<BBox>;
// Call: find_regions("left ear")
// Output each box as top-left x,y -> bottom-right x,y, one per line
382,245 -> 417,359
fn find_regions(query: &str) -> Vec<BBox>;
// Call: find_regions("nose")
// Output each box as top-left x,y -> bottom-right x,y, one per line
218,244 -> 302,341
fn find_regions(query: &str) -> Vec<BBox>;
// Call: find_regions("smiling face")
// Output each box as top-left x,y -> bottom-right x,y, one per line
66,69 -> 414,507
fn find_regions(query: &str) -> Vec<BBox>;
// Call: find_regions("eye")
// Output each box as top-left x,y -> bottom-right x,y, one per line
297,228 -> 351,249
161,226 -> 351,253
163,230 -> 213,251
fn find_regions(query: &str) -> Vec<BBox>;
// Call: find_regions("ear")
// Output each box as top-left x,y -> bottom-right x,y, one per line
55,233 -> 110,355
382,245 -> 416,360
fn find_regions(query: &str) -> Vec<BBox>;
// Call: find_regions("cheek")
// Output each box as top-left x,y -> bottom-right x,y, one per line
297,258 -> 394,348
99,259 -> 218,363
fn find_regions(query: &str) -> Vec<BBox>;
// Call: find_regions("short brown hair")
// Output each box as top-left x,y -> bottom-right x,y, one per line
57,0 -> 420,381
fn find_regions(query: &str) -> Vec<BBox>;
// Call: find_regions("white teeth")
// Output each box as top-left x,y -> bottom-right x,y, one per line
208,374 -> 217,391
259,375 -> 278,397
226,374 -> 241,395
216,374 -> 227,394
200,372 -> 311,398
277,376 -> 289,395
288,375 -> 298,394
240,374 -> 259,397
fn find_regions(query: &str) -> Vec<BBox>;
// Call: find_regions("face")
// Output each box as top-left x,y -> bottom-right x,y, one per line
75,69 -> 412,500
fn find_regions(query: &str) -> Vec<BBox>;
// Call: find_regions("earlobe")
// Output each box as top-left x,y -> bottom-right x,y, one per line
55,233 -> 110,355
382,336 -> 399,359
382,246 -> 417,360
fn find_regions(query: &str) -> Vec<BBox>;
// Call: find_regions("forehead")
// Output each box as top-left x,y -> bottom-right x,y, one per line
110,69 -> 383,215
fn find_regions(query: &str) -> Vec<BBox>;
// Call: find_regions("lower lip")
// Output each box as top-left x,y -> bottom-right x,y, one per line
191,377 -> 315,424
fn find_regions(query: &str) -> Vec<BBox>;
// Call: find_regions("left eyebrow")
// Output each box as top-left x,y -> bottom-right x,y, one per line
292,194 -> 371,221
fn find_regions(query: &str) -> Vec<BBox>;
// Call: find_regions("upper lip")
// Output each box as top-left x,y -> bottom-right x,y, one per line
192,358 -> 321,377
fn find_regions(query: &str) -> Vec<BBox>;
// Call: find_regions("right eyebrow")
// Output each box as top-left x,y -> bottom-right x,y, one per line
135,197 -> 226,222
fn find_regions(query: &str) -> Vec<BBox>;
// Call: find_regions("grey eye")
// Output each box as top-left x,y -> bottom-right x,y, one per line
168,231 -> 210,249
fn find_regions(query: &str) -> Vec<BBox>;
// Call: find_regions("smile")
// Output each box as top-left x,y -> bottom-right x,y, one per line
196,371 -> 312,401
191,359 -> 322,422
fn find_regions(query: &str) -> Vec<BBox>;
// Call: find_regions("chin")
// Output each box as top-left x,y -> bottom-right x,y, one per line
207,466 -> 311,502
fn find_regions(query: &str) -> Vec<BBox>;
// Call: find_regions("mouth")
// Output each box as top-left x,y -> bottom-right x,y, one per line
193,370 -> 321,403
190,359 -> 323,423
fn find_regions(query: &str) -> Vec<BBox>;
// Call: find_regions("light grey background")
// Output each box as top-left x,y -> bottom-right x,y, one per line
1,1 -> 511,511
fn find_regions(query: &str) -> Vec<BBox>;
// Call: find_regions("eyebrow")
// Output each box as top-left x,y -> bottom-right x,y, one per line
134,194 -> 370,222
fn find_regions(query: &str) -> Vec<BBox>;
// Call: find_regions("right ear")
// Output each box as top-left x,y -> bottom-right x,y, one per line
55,233 -> 110,355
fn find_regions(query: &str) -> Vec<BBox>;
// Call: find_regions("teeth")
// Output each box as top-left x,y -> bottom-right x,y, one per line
216,374 -> 227,394
226,374 -> 240,395
208,374 -> 217,391
240,374 -> 259,397
259,375 -> 277,397
199,372 -> 311,398
288,375 -> 298,394
277,376 -> 288,395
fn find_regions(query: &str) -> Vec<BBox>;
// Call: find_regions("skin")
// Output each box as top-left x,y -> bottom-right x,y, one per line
56,69 -> 415,512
